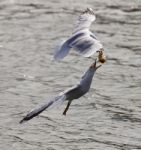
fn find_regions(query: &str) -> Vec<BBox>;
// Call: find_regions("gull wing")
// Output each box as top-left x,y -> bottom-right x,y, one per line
60,85 -> 79,95
20,94 -> 66,123
69,33 -> 103,57
53,40 -> 71,61
73,8 -> 96,33
80,37 -> 103,57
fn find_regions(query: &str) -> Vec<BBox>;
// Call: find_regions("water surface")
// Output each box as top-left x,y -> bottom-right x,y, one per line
0,0 -> 141,150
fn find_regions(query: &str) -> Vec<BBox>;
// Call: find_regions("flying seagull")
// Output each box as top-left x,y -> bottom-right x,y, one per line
53,8 -> 105,62
20,60 -> 101,124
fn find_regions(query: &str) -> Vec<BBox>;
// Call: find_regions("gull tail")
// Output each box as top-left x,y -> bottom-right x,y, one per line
53,40 -> 71,61
20,94 -> 66,124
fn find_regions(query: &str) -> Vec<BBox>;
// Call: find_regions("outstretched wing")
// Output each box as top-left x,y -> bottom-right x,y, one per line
53,40 -> 71,61
78,37 -> 103,57
73,8 -> 96,33
69,33 -> 103,57
20,94 -> 66,123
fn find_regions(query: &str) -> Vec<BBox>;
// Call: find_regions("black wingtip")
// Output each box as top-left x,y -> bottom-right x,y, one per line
19,118 -> 26,124
19,116 -> 30,124
83,8 -> 95,15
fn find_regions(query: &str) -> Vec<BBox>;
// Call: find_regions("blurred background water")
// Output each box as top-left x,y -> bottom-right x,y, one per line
0,0 -> 141,150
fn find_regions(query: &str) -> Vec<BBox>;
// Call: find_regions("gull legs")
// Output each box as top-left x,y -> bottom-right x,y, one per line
63,101 -> 72,115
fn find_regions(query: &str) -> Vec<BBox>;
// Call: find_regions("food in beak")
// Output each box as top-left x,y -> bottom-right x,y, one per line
98,51 -> 106,63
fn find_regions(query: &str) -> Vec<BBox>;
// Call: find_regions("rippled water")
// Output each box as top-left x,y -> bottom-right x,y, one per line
0,0 -> 141,150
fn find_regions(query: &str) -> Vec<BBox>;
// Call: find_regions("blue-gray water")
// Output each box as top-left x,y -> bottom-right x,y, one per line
0,0 -> 141,149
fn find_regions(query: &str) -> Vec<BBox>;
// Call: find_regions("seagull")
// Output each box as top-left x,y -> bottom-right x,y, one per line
53,8 -> 104,62
20,60 -> 101,124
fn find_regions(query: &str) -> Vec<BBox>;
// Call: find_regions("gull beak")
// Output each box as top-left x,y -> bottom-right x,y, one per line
91,59 -> 101,70
96,64 -> 102,70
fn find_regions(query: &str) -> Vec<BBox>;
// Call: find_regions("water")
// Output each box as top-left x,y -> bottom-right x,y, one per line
0,0 -> 141,149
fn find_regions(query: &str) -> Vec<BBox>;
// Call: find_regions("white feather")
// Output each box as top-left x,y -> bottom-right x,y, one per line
73,9 -> 96,33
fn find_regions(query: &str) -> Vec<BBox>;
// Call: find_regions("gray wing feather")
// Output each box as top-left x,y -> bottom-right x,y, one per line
53,41 -> 71,61
73,10 -> 96,33
69,33 -> 103,57
80,38 -> 103,57
20,94 -> 66,123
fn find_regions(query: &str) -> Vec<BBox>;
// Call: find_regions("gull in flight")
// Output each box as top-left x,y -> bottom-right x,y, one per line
20,60 -> 101,123
54,8 -> 105,63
